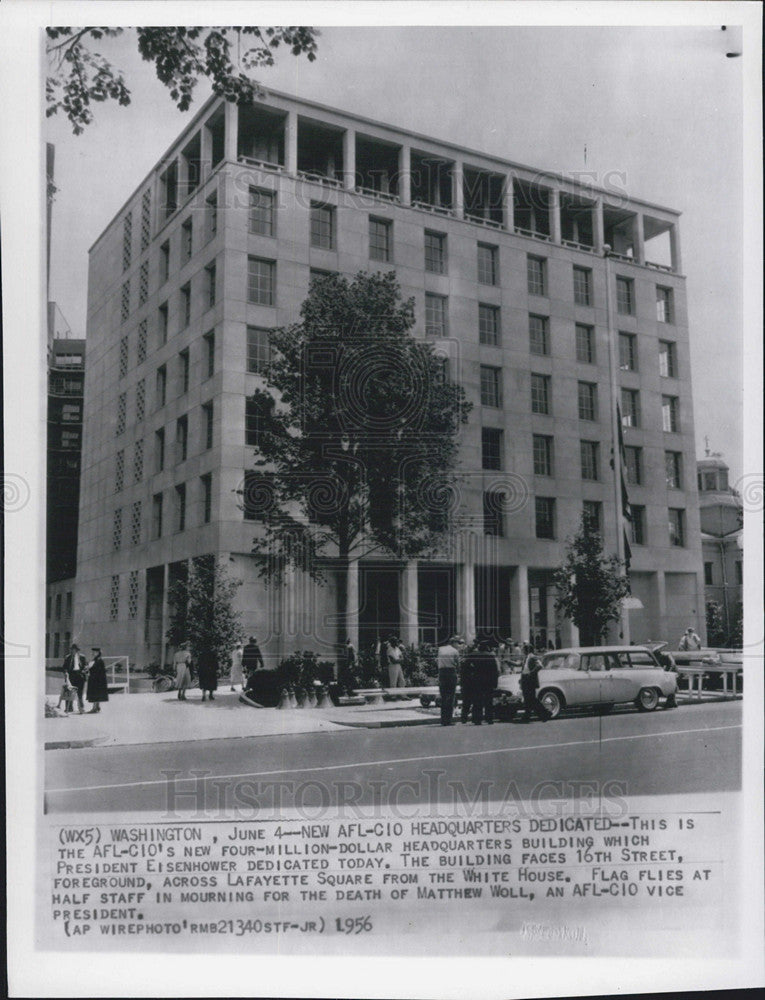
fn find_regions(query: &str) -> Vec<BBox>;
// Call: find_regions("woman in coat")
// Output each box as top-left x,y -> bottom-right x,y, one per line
230,643 -> 244,692
197,648 -> 218,701
86,647 -> 109,713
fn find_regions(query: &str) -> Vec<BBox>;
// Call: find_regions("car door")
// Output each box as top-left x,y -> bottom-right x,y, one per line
578,653 -> 613,705
626,648 -> 665,697
540,653 -> 582,704
608,650 -> 639,702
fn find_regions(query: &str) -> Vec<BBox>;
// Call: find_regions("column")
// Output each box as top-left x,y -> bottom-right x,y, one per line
632,213 -> 645,265
452,160 -> 464,219
669,223 -> 683,274
400,560 -> 419,646
343,127 -> 356,193
458,560 -> 475,643
593,196 -> 604,252
398,144 -> 411,206
285,109 -> 298,175
549,188 -> 561,244
159,563 -> 169,669
655,570 -> 667,641
502,174 -> 514,230
510,564 -> 529,645
200,120 -> 212,182
224,100 -> 239,162
346,559 -> 360,652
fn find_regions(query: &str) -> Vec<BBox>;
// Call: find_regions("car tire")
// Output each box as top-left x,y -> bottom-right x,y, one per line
636,687 -> 660,712
538,689 -> 563,719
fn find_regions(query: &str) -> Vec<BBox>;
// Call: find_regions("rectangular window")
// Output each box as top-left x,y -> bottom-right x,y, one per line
578,381 -> 598,421
480,366 -> 503,408
621,388 -> 640,428
174,484 -> 186,533
625,446 -> 643,486
245,398 -> 267,447
134,438 -> 144,483
121,280 -> 130,322
119,336 -> 129,379
206,262 -> 216,308
137,319 -> 148,363
53,633 -> 61,658
159,240 -> 170,284
122,212 -> 132,272
479,304 -> 501,347
575,323 -> 595,364
659,340 -> 677,378
46,596 -> 52,622
662,395 -> 679,433
110,576 -> 120,621
630,505 -> 646,545
201,473 -> 212,524
665,450 -> 682,489
246,326 -> 270,374
527,255 -> 546,296
181,218 -> 193,262
176,416 -> 188,463
369,217 -> 392,262
656,286 -> 673,323
155,428 -> 165,473
477,242 -> 497,285
310,203 -> 334,249
580,440 -> 599,480
535,497 -> 555,539
704,562 -> 714,586
140,189 -> 151,251
530,374 -> 550,415
483,490 -> 505,537
135,378 -> 146,421
138,261 -> 148,306
533,434 -> 553,476
115,449 -> 124,492
573,266 -> 592,306
55,593 -> 62,619
619,332 -> 638,371
425,294 -> 447,337
65,592 -> 72,619
243,471 -> 261,521
116,392 -> 126,435
179,349 -> 190,394
203,330 -> 215,379
158,302 -> 168,344
616,276 -> 634,315
529,314 -> 549,356
130,500 -> 142,546
481,428 -> 503,471
247,257 -> 275,306
668,508 -> 685,547
180,283 -> 191,329
128,570 -> 139,619
249,188 -> 275,236
583,500 -> 603,534
202,402 -> 213,450
152,493 -> 163,539
735,561 -> 743,585
161,160 -> 177,220
156,365 -> 167,408
424,231 -> 446,274
206,191 -> 218,242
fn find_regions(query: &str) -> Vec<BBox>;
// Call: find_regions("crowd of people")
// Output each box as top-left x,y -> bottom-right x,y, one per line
56,643 -> 109,714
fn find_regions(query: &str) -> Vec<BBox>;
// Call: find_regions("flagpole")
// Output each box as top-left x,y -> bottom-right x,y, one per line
603,246 -> 630,642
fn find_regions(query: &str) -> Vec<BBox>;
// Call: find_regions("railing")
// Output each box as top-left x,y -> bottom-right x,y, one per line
514,225 -> 552,243
411,199 -> 456,219
356,185 -> 401,205
465,213 -> 505,231
562,238 -> 596,254
607,249 -> 635,263
296,170 -> 343,189
237,155 -> 285,174
644,259 -> 674,273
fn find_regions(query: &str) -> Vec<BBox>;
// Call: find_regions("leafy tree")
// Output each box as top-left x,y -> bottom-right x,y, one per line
46,26 -> 319,134
240,271 -> 471,649
166,555 -> 245,672
729,601 -> 743,648
553,515 -> 631,646
705,599 -> 727,648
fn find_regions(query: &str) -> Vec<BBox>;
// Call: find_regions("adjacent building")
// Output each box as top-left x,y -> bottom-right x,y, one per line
73,90 -> 705,669
697,452 -> 743,640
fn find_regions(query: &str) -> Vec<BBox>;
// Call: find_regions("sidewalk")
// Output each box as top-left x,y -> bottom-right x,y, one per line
43,689 -> 439,749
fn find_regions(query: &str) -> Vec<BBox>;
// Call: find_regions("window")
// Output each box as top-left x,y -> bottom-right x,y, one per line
247,326 -> 270,374
140,189 -> 151,248
122,212 -> 132,271
180,283 -> 191,328
128,570 -> 139,620
161,161 -> 178,220
480,366 -> 503,408
245,398 -> 267,447
179,349 -> 190,394
310,203 -> 334,249
533,434 -> 553,476
174,484 -> 186,533
621,388 -> 640,428
176,416 -> 188,463
134,439 -> 144,483
479,304 -> 501,346
65,592 -> 72,619
481,428 -> 503,470
668,508 -> 685,547
583,500 -> 603,534
110,576 -> 120,621
53,633 -> 60,658
529,314 -> 549,356
656,286 -> 673,323
116,454 -> 126,498
425,231 -> 446,274
247,257 -> 275,305
704,562 -> 714,586
136,378 -> 146,421
121,280 -> 130,322
249,188 -> 275,236
152,492 -> 163,538
575,324 -> 595,364
156,365 -> 167,408
55,593 -> 62,619
659,340 -> 677,378
483,489 -> 505,537
206,262 -> 216,308
477,242 -> 497,285
616,276 -> 634,315
580,440 -> 599,480
46,595 -> 51,621
61,403 -> 81,422
202,402 -> 213,450
527,255 -> 546,296
206,191 -> 218,242
119,336 -> 129,379
116,392 -> 126,435
155,428 -> 165,473
159,302 -> 169,344
735,561 -> 743,585
243,471 -> 262,521
139,261 -> 148,306
160,240 -> 170,284
535,497 -> 555,539
630,505 -> 646,545
137,319 -> 148,363
181,218 -> 193,262
131,500 -> 142,545
662,395 -> 679,433
203,330 -> 215,379
425,294 -> 447,337
573,266 -> 592,306
530,374 -> 550,415
577,381 -> 598,421
665,450 -> 682,489
619,332 -> 637,371
625,446 -> 642,486
61,429 -> 80,449
201,473 -> 212,524
369,217 -> 392,262
112,508 -> 122,550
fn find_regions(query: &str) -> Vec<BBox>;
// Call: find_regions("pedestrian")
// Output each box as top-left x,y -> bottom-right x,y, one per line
338,637 -> 357,694
242,635 -> 265,678
519,652 -> 551,723
86,646 -> 109,713
473,640 -> 500,725
230,642 -> 244,692
386,635 -> 405,693
510,640 -> 524,671
198,648 -> 218,701
678,626 -> 702,651
436,635 -> 461,726
460,644 -> 478,724
61,642 -> 87,714
173,641 -> 192,700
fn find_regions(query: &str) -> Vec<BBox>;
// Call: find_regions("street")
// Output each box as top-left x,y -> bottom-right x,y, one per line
45,700 -> 741,814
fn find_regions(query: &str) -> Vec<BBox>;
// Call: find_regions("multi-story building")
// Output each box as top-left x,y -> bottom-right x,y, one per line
74,90 -> 705,669
697,452 -> 743,640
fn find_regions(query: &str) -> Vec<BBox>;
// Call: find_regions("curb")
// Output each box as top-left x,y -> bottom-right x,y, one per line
44,736 -> 112,750
326,715 -> 438,729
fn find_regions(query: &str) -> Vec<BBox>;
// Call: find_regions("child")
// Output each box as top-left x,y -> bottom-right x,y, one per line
57,673 -> 75,714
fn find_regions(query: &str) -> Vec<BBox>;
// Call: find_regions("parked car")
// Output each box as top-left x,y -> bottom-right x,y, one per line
494,645 -> 678,720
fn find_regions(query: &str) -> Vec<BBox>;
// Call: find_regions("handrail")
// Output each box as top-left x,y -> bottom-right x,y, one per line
514,226 -> 552,243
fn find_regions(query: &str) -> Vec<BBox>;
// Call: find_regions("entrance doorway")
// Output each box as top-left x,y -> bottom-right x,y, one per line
417,564 -> 457,646
358,566 -> 400,654
474,564 -> 512,643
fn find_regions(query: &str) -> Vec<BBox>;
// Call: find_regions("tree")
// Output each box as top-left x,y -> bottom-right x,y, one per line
240,271 -> 471,649
46,26 -> 319,134
705,600 -> 727,648
166,555 -> 245,671
553,515 -> 631,646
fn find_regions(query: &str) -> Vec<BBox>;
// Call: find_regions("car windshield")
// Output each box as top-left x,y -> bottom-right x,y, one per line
543,653 -> 579,671
626,650 -> 660,668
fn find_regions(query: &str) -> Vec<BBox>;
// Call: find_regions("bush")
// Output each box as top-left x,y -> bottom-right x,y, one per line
144,660 -> 173,679
276,650 -> 335,690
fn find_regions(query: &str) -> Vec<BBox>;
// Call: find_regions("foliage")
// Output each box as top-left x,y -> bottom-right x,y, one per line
166,555 -> 245,673
275,650 -> 335,690
705,600 -> 727,648
729,601 -> 743,648
46,26 -> 319,134
338,642 -> 439,693
553,516 -> 631,645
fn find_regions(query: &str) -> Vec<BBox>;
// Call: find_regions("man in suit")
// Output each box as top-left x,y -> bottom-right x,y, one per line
61,643 -> 87,714
242,636 -> 265,678
437,635 -> 461,726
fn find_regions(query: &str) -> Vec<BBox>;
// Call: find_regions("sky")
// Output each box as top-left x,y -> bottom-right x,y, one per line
46,22 -> 747,480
